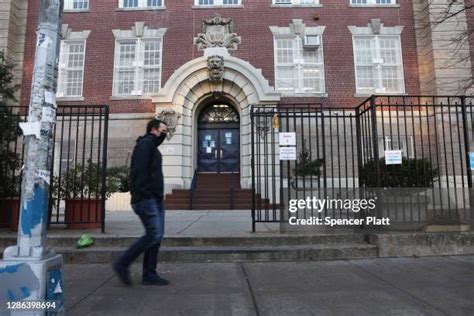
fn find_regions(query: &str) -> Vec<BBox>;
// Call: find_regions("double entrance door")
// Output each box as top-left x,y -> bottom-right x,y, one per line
198,128 -> 239,173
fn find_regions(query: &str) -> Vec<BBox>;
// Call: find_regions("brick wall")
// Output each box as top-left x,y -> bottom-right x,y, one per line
21,0 -> 421,112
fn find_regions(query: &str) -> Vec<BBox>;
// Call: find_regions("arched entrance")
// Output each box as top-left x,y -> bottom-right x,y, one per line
197,103 -> 240,173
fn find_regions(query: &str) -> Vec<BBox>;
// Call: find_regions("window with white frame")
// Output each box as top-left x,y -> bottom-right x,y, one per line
274,36 -> 325,94
64,0 -> 89,11
113,38 -> 163,96
57,41 -> 86,98
119,0 -> 164,9
350,0 -> 395,5
273,0 -> 319,5
195,0 -> 241,6
352,35 -> 404,94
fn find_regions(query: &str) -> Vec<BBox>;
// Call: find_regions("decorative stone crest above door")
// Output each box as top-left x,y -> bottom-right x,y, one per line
194,14 -> 241,50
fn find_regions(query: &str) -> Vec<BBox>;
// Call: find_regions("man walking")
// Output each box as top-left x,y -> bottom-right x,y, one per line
113,119 -> 170,286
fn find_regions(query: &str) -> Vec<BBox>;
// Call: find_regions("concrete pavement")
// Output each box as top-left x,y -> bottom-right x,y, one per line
63,256 -> 474,316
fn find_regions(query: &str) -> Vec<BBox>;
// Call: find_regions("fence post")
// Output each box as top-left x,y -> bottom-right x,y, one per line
370,96 -> 381,187
101,106 -> 109,233
250,105 -> 256,233
460,96 -> 474,231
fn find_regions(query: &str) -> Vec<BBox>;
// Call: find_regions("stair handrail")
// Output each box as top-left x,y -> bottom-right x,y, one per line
230,169 -> 235,210
189,168 -> 198,210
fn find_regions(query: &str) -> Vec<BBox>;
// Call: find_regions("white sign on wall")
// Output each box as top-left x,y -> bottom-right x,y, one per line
279,132 -> 296,146
280,147 -> 297,161
385,150 -> 403,165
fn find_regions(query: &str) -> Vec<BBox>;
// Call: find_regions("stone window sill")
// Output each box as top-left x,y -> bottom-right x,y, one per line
192,5 -> 244,9
57,96 -> 85,102
63,9 -> 90,13
348,4 -> 400,8
271,4 -> 322,8
354,92 -> 407,98
281,93 -> 328,98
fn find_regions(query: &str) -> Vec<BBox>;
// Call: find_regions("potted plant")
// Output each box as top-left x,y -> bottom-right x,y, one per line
53,161 -> 119,229
0,52 -> 21,229
359,157 -> 438,228
290,138 -> 323,190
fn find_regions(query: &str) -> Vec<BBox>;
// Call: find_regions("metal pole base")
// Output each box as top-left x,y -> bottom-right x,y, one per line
0,254 -> 65,315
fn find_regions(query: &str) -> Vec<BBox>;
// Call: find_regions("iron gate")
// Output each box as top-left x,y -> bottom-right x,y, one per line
251,96 -> 474,232
0,105 -> 109,232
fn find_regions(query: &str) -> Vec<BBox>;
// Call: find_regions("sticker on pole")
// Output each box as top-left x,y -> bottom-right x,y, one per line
19,121 -> 42,139
279,132 -> 296,146
469,152 -> 474,170
280,147 -> 297,160
385,150 -> 403,165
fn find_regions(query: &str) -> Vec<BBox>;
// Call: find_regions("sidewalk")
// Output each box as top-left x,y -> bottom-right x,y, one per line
63,256 -> 474,315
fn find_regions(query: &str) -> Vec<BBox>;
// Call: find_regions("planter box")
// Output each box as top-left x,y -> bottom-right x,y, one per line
0,197 -> 20,230
65,198 -> 103,230
290,177 -> 323,191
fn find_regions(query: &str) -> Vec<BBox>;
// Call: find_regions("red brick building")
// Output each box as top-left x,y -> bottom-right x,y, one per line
18,0 -> 443,194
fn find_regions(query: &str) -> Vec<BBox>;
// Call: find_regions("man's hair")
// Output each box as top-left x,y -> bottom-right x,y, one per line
146,119 -> 166,134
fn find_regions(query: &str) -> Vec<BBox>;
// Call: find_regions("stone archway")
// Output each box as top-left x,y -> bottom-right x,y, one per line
153,50 -> 280,192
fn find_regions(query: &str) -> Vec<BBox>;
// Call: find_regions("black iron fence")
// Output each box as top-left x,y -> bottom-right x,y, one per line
0,105 -> 109,232
251,96 -> 474,232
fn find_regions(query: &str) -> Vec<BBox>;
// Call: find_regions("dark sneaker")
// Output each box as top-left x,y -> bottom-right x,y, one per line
141,274 -> 170,286
113,262 -> 132,286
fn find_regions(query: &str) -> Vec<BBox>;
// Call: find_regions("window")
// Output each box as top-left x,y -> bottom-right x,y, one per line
57,41 -> 86,98
273,0 -> 319,5
119,0 -> 163,9
113,38 -> 163,96
350,0 -> 395,5
274,36 -> 325,94
352,35 -> 404,94
64,0 -> 89,11
194,0 -> 241,6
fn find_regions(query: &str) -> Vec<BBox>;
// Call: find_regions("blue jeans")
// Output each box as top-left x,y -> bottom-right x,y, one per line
116,198 -> 165,279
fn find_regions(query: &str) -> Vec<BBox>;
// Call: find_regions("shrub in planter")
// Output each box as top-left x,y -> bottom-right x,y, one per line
359,158 -> 438,190
53,161 -> 120,229
0,52 -> 21,229
291,138 -> 323,190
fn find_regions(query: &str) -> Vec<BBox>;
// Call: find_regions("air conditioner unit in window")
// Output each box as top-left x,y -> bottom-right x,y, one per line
303,35 -> 320,48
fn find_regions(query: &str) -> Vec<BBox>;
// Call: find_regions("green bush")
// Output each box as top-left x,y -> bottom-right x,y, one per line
359,158 -> 438,188
0,51 -> 21,197
294,138 -> 323,177
107,165 -> 130,192
52,161 -> 121,200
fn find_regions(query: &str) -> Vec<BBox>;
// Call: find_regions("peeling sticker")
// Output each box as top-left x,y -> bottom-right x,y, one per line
19,121 -> 42,139
0,264 -> 39,302
35,170 -> 51,185
44,91 -> 57,108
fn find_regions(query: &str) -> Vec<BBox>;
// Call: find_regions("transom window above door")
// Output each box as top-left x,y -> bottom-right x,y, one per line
199,105 -> 240,124
64,0 -> 89,11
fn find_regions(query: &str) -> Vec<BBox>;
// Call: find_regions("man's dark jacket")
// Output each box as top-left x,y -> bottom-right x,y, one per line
130,132 -> 167,204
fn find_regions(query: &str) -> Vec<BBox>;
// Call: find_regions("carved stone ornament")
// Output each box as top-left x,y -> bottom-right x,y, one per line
207,55 -> 224,82
194,14 -> 241,50
157,109 -> 181,140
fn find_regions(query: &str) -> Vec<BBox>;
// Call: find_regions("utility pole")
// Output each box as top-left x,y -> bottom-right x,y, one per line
0,0 -> 64,314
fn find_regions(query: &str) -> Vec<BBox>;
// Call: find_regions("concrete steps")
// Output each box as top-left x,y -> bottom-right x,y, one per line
0,234 -> 377,263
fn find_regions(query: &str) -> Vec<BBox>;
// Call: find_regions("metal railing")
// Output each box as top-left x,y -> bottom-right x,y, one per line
251,96 -> 474,232
0,105 -> 109,232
